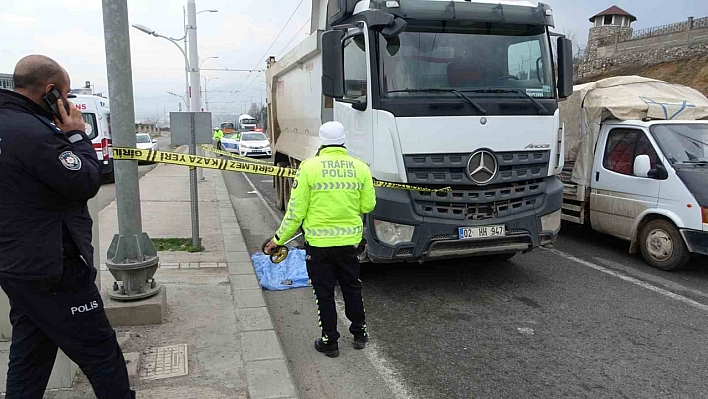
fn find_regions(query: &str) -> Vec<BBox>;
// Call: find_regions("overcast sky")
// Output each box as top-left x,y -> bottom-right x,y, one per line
1,0 -> 706,121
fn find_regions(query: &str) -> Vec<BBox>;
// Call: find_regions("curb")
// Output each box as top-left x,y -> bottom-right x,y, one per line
213,170 -> 299,399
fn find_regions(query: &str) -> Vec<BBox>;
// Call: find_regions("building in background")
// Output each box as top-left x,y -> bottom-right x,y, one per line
0,73 -> 14,91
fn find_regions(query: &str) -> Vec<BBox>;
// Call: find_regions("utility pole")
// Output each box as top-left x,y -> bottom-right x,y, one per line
102,0 -> 161,300
186,0 -> 202,245
187,0 -> 205,181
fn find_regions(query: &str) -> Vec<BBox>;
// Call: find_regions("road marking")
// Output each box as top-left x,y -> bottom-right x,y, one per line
548,249 -> 708,313
334,297 -> 414,399
241,172 -> 283,224
594,257 -> 708,301
261,179 -> 273,183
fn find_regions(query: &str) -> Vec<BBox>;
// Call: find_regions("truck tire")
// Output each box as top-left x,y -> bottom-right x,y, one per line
639,219 -> 691,271
275,162 -> 288,211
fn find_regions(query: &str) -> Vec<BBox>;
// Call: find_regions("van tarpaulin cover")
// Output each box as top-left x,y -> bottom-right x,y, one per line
559,76 -> 708,186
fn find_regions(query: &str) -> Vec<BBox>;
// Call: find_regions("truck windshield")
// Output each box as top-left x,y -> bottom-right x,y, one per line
241,119 -> 257,125
650,124 -> 708,164
379,21 -> 554,100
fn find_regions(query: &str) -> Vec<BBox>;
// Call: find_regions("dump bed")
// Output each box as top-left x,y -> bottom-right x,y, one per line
266,31 -> 331,163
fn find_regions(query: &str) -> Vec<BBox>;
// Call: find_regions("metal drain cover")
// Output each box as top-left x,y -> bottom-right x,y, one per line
140,344 -> 189,380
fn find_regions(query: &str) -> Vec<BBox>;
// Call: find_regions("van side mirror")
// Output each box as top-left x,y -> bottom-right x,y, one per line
633,155 -> 651,177
322,30 -> 344,99
647,163 -> 669,180
556,37 -> 574,99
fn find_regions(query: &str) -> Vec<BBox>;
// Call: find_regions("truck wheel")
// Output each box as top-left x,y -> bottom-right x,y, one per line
283,177 -> 292,207
639,219 -> 691,271
275,162 -> 288,211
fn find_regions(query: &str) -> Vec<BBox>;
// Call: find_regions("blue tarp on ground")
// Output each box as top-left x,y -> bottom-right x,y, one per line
252,248 -> 311,291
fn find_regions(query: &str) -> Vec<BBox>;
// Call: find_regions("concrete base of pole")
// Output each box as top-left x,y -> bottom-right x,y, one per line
106,232 -> 161,301
104,286 -> 167,326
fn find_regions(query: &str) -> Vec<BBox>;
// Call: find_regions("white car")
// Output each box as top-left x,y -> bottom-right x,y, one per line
238,132 -> 272,157
135,133 -> 158,164
219,133 -> 241,153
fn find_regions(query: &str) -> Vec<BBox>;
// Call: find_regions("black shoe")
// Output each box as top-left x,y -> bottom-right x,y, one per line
314,338 -> 339,358
353,335 -> 369,350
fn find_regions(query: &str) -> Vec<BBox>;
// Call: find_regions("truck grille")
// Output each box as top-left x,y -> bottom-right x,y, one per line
404,151 -> 550,221
410,180 -> 546,220
404,151 -> 550,186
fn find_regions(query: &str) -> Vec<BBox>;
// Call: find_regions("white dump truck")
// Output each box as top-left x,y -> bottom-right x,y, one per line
560,76 -> 708,270
266,0 -> 575,263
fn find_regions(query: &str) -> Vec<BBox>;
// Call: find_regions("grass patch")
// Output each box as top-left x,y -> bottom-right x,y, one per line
152,238 -> 204,253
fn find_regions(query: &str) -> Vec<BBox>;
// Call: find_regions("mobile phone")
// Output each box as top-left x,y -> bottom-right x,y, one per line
43,87 -> 71,123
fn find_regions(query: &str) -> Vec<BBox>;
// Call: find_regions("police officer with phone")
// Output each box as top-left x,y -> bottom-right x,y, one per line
0,55 -> 134,398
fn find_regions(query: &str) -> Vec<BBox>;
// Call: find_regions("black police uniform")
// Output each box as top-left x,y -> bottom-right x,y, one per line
0,89 -> 134,399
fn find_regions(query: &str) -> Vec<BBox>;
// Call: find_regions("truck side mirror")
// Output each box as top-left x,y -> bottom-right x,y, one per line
556,37 -> 574,99
633,155 -> 651,177
322,30 -> 345,99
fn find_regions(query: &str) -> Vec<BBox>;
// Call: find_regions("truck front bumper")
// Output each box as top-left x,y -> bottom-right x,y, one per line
365,176 -> 564,263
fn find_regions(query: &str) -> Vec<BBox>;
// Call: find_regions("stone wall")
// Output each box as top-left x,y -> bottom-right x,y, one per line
578,17 -> 708,80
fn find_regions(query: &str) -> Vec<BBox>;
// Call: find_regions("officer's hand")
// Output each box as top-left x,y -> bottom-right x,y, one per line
55,99 -> 86,134
264,239 -> 278,255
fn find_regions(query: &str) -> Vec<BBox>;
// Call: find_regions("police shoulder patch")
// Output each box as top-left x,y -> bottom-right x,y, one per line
59,151 -> 82,171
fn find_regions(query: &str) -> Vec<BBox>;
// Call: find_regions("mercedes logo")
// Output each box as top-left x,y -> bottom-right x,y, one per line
480,117 -> 488,125
467,150 -> 498,185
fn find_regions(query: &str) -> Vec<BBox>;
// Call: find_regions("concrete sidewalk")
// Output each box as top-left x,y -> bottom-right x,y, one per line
47,162 -> 297,398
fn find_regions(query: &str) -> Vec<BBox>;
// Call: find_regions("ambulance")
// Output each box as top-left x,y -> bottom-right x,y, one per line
71,95 -> 114,182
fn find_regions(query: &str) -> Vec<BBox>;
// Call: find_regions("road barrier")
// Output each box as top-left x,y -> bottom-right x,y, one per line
113,147 -> 451,193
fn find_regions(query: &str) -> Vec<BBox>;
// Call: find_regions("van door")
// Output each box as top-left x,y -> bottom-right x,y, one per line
590,126 -> 661,239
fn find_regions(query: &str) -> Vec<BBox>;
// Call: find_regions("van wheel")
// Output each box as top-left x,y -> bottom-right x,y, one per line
639,219 -> 691,271
275,162 -> 288,211
104,171 -> 115,184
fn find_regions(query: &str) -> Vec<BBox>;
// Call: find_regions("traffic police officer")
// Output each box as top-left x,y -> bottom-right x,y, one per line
213,128 -> 224,150
265,121 -> 376,358
0,55 -> 134,398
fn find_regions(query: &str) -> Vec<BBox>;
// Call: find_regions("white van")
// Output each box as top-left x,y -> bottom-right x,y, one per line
561,77 -> 708,271
70,95 -> 114,182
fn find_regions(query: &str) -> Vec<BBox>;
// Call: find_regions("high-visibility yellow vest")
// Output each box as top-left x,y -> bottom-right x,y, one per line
274,147 -> 376,247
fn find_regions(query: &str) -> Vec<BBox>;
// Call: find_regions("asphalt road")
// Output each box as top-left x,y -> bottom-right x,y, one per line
95,133 -> 173,212
223,162 -> 708,399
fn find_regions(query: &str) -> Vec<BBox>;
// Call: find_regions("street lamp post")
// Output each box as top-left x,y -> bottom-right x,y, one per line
202,77 -> 218,111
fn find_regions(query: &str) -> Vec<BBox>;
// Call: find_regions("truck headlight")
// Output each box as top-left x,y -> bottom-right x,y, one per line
373,220 -> 415,246
540,209 -> 561,232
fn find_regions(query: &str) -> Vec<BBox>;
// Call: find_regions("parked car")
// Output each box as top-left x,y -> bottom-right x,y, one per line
238,132 -> 272,157
135,133 -> 158,164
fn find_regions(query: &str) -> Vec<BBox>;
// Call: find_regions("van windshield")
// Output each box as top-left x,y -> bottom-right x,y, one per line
650,124 -> 708,164
81,113 -> 98,140
136,134 -> 152,144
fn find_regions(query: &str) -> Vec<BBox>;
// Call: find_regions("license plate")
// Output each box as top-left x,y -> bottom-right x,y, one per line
251,150 -> 262,153
458,225 -> 505,239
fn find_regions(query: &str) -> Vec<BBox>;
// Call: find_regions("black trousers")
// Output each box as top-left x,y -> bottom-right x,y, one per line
0,258 -> 134,399
305,244 -> 367,343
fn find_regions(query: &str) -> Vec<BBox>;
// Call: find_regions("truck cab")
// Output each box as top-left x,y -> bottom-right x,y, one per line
267,0 -> 575,263
586,120 -> 708,270
71,95 -> 113,182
